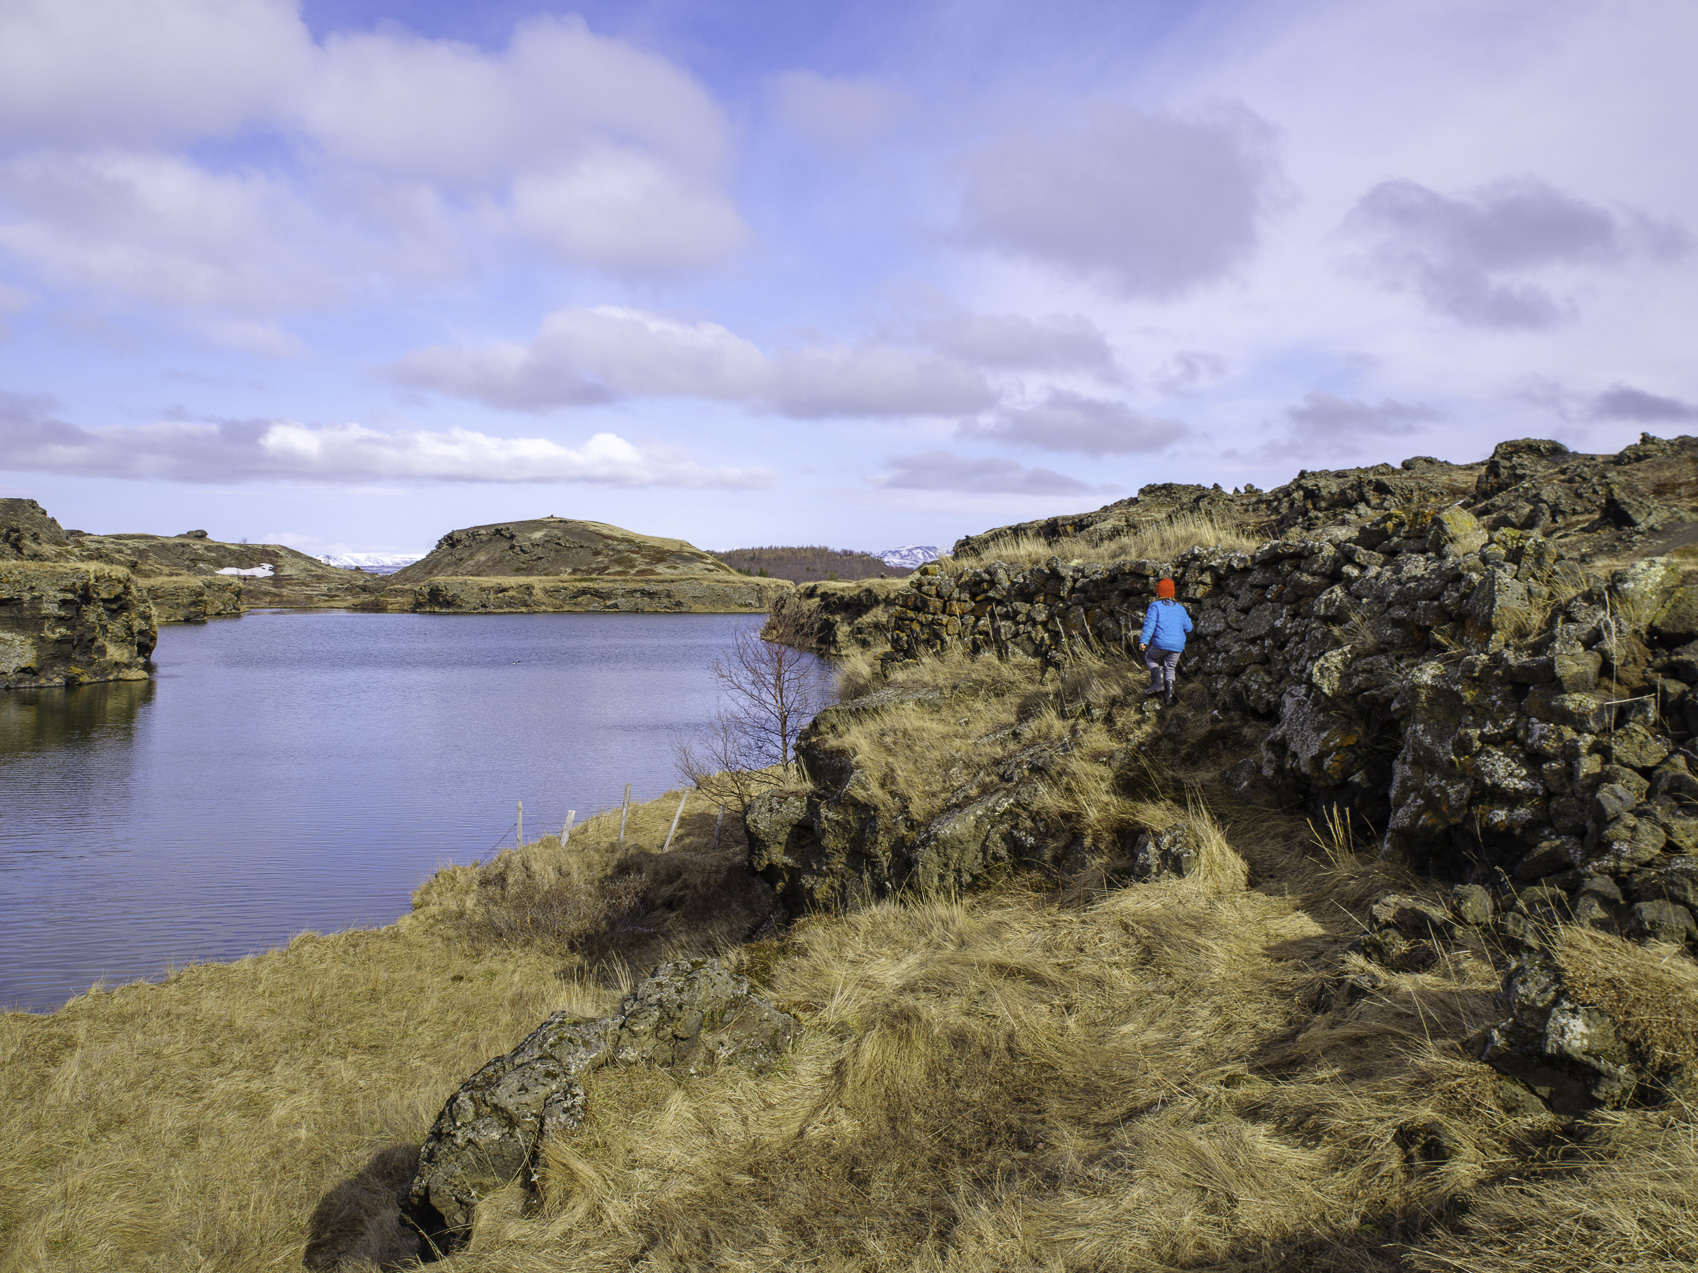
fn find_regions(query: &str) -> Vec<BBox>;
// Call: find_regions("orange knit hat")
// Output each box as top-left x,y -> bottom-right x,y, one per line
1156,578 -> 1175,598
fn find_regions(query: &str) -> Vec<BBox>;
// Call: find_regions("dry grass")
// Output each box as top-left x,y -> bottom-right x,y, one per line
1554,928 -> 1698,1074
955,509 -> 1258,573
0,923 -> 608,1272
424,788 -> 777,980
808,647 -> 1150,849
7,656 -> 1698,1271
438,814 -> 1563,1273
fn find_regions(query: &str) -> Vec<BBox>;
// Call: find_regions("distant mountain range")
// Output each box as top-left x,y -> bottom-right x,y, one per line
876,545 -> 939,569
319,552 -> 425,575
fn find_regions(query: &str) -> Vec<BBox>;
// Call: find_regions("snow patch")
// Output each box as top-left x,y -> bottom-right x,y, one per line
319,552 -> 424,575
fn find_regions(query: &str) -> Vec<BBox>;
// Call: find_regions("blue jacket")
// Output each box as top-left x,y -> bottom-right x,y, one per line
1141,598 -> 1193,652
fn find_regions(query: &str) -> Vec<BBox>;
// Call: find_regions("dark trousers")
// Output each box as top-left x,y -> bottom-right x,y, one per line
1145,647 -> 1181,690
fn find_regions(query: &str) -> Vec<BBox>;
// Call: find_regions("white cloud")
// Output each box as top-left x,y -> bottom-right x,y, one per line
768,345 -> 996,418
0,4 -> 746,316
875,449 -> 1112,496
961,390 -> 1186,455
510,149 -> 745,274
0,151 -> 344,312
389,305 -> 997,419
958,102 -> 1282,298
1343,176 -> 1691,328
302,17 -> 729,186
770,71 -> 905,149
0,0 -> 311,147
920,311 -> 1116,372
0,391 -> 771,487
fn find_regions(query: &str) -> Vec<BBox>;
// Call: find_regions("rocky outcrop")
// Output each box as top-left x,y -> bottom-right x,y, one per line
388,517 -> 740,586
948,433 -> 1698,567
755,439 -> 1698,955
746,690 -> 1165,916
878,506 -> 1698,935
400,959 -> 798,1258
140,574 -> 243,623
761,578 -> 908,655
0,562 -> 157,688
367,573 -> 791,615
0,497 -> 77,562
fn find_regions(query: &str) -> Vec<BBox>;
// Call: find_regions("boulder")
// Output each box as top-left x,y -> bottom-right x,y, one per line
1450,883 -> 1494,926
1130,825 -> 1198,882
1611,557 -> 1680,618
1426,506 -> 1486,558
1477,955 -> 1637,1114
1624,900 -> 1698,946
400,959 -> 798,1255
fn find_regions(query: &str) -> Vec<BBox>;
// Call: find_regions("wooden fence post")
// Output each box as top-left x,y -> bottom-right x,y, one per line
517,800 -> 523,850
618,783 -> 632,841
662,792 -> 688,852
562,810 -> 575,844
713,804 -> 725,849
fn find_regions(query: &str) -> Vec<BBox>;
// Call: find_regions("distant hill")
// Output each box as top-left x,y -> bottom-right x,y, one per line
388,518 -> 739,585
711,545 -> 913,583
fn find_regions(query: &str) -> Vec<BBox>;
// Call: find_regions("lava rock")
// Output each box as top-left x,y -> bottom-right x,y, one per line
400,959 -> 798,1257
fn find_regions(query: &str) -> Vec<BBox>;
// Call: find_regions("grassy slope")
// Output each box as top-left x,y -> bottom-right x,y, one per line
5,640 -> 1698,1270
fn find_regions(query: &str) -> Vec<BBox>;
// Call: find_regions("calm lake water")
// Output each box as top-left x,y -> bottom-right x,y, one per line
0,610 -> 758,1013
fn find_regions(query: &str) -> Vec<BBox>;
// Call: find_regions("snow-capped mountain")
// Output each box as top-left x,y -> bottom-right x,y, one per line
319,552 -> 424,575
877,545 -> 939,569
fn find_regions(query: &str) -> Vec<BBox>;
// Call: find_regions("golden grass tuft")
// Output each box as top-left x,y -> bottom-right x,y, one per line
1554,926 -> 1698,1073
956,508 -> 1259,573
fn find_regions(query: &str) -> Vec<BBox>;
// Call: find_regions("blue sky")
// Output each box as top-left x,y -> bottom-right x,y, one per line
1,0 -> 1694,558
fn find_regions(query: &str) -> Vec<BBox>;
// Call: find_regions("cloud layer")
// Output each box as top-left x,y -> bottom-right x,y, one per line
959,102 -> 1280,298
389,306 -> 1000,418
0,392 -> 770,486
876,449 -> 1110,495
1344,176 -> 1690,328
0,0 -> 745,319
961,390 -> 1186,455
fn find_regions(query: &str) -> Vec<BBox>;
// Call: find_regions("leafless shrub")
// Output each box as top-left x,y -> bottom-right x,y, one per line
675,607 -> 835,811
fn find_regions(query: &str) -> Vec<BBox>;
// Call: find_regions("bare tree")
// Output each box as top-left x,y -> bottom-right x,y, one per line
675,607 -> 834,810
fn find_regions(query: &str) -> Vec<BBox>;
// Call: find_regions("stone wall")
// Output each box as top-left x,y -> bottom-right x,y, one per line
859,506 -> 1698,948
0,562 -> 158,689
762,577 -> 909,655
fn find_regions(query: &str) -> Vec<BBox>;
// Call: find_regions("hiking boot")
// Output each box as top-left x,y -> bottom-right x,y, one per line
1164,689 -> 1176,707
1144,684 -> 1163,697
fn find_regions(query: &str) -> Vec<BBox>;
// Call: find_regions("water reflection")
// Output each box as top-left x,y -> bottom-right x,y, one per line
0,678 -> 152,756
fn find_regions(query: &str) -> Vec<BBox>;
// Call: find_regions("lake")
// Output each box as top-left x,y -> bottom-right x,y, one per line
0,610 -> 761,1013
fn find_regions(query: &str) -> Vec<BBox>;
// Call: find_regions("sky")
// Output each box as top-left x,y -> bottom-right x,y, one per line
1,0 -> 1694,559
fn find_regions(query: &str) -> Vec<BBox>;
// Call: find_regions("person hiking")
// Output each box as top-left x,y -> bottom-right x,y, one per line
1137,577 -> 1193,707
